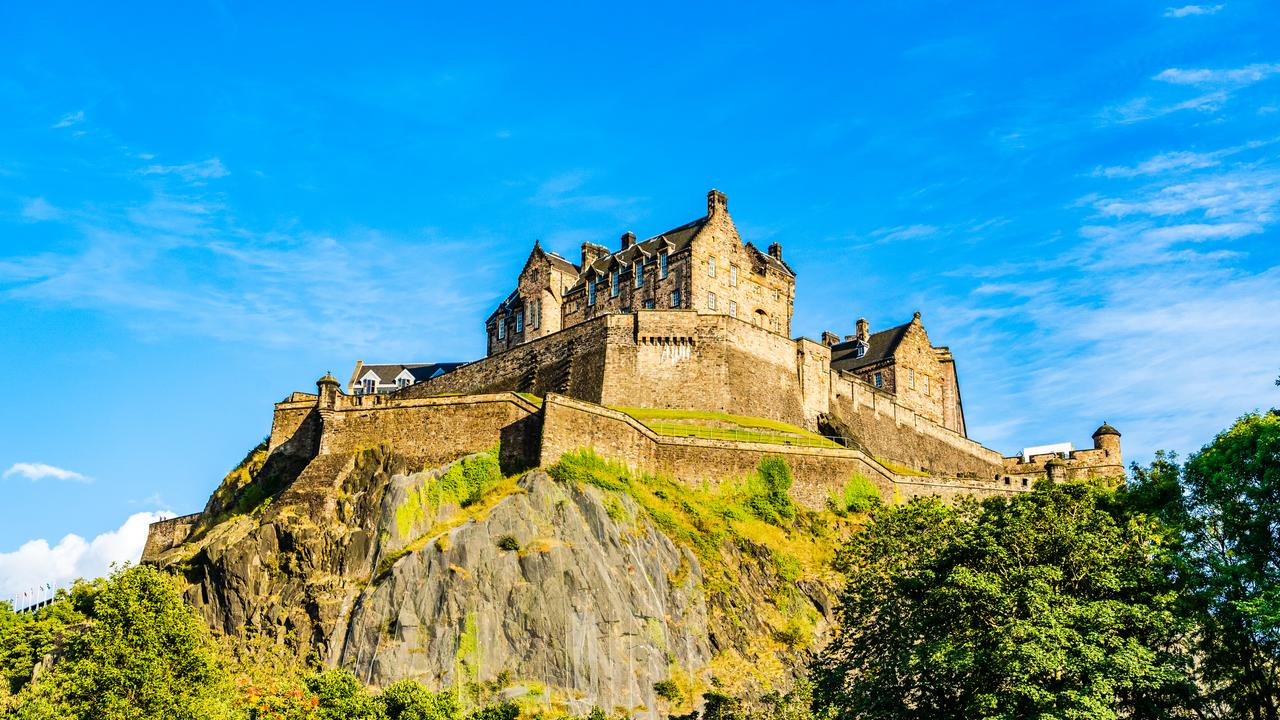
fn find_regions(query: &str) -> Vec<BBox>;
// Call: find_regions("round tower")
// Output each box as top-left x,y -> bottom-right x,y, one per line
317,372 -> 341,412
1091,421 -> 1122,465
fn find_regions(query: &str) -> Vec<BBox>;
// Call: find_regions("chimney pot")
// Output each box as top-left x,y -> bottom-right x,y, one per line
768,242 -> 783,260
621,231 -> 636,250
856,317 -> 870,341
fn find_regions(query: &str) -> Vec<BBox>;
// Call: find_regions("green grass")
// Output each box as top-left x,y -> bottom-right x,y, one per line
609,407 -> 841,448
515,392 -> 544,406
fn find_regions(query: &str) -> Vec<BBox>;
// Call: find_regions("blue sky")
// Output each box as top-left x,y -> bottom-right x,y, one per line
1,1 -> 1278,591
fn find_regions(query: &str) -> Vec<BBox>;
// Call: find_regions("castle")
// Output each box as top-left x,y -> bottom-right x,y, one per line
146,190 -> 1126,562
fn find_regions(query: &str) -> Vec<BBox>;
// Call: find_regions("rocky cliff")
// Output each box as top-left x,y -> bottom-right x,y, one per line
149,443 -> 847,715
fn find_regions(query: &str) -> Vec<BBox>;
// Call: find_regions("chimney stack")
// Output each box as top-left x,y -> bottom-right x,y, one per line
581,241 -> 609,269
621,231 -> 636,250
768,242 -> 783,260
707,188 -> 727,216
821,331 -> 840,347
856,317 -> 870,341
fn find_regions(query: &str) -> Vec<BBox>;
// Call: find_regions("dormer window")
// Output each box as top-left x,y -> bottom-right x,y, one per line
397,377 -> 411,389
362,378 -> 376,395
854,341 -> 867,359
497,317 -> 506,340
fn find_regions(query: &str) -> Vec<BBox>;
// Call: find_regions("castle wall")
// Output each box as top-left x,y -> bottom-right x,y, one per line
538,394 -> 896,510
828,371 -> 1005,478
141,512 -> 200,562
413,318 -> 611,402
1001,447 -> 1124,481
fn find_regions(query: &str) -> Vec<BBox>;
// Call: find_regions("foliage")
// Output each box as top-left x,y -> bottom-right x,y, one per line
395,452 -> 504,540
495,535 -> 520,551
828,474 -> 881,516
8,564 -> 234,720
379,679 -> 460,720
670,680 -> 815,720
1129,411 -> 1280,718
812,482 -> 1194,719
745,456 -> 796,526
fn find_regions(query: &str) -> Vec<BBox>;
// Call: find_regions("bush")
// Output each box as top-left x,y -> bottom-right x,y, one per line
654,679 -> 682,703
830,474 -> 881,515
746,456 -> 796,525
467,701 -> 519,720
496,535 -> 520,552
378,679 -> 459,720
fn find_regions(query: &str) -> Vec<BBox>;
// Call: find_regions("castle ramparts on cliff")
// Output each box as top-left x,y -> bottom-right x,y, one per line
144,189 -> 1124,561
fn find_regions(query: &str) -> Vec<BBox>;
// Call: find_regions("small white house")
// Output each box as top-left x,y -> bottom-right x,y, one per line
346,361 -> 464,395
1018,442 -> 1074,462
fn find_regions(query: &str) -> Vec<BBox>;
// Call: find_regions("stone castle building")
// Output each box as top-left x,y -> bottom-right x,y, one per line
319,189 -> 1122,493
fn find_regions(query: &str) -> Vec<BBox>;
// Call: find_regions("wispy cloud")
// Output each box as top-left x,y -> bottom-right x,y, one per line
1155,63 -> 1280,87
138,157 -> 230,182
19,197 -> 62,222
0,511 -> 172,600
3,462 -> 91,483
529,171 -> 647,218
870,224 -> 939,243
1163,4 -> 1225,17
51,110 -> 84,129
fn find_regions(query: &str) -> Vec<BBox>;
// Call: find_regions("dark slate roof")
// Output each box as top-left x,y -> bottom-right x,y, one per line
544,251 -> 579,275
829,322 -> 912,373
1092,422 -> 1121,438
565,217 -> 708,292
356,362 -> 465,385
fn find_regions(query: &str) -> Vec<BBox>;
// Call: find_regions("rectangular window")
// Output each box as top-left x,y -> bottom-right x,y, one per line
909,368 -> 915,389
774,288 -> 780,300
643,298 -> 654,309
611,269 -> 619,297
588,280 -> 596,306
730,265 -> 737,287
362,378 -> 375,395
873,372 -> 883,389
708,256 -> 716,277
635,260 -> 644,288
515,311 -> 523,333
497,318 -> 506,340
924,375 -> 930,395
671,289 -> 681,308
708,291 -> 717,310
729,300 -> 737,318
659,251 -> 668,279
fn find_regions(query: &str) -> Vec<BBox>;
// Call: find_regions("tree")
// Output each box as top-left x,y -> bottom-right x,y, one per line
13,564 -> 233,720
812,483 -> 1194,719
1176,411 -> 1280,719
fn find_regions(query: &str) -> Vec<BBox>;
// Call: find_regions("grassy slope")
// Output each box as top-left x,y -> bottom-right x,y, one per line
609,406 -> 841,448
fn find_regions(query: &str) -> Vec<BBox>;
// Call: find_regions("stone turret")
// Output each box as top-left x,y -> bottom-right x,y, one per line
317,372 -> 340,412
1092,422 -> 1122,466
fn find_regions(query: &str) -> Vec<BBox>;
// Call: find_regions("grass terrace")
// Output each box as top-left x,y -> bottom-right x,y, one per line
609,406 -> 843,449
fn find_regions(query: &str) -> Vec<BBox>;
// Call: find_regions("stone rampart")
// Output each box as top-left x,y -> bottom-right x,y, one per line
828,371 -> 1005,478
141,512 -> 200,563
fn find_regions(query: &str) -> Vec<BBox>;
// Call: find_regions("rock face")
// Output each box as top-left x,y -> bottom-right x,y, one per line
340,473 -> 710,713
152,446 -> 834,714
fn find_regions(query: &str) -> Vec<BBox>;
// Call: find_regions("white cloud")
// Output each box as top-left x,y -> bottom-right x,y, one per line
1155,63 -> 1280,87
529,171 -> 647,216
0,511 -> 173,602
1095,150 -> 1222,178
139,157 -> 230,182
870,224 -> 939,243
3,462 -> 91,483
1163,4 -> 1224,17
20,197 -> 62,222
52,111 -> 84,129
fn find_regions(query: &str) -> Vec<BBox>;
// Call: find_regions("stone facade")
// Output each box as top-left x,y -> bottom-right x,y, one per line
486,190 -> 796,356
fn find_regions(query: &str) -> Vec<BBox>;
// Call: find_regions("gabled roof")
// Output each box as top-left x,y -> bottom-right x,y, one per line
829,322 -> 912,373
355,362 -> 465,386
565,217 -> 708,293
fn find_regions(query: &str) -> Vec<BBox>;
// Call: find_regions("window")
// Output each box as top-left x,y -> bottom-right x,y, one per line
515,311 -> 524,333
643,298 -> 655,309
708,256 -> 716,277
774,289 -> 780,301
362,378 -> 375,395
730,265 -> 737,287
909,368 -> 915,389
854,341 -> 867,359
611,269 -> 619,297
397,377 -> 411,389
635,260 -> 644,288
588,280 -> 596,306
873,372 -> 883,388
497,317 -> 506,340
729,300 -> 737,318
708,291 -> 717,310
671,289 -> 681,307
923,375 -> 930,395
659,251 -> 668,279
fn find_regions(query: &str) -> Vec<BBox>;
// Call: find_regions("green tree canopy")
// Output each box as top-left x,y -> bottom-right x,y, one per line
812,482 -> 1194,719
